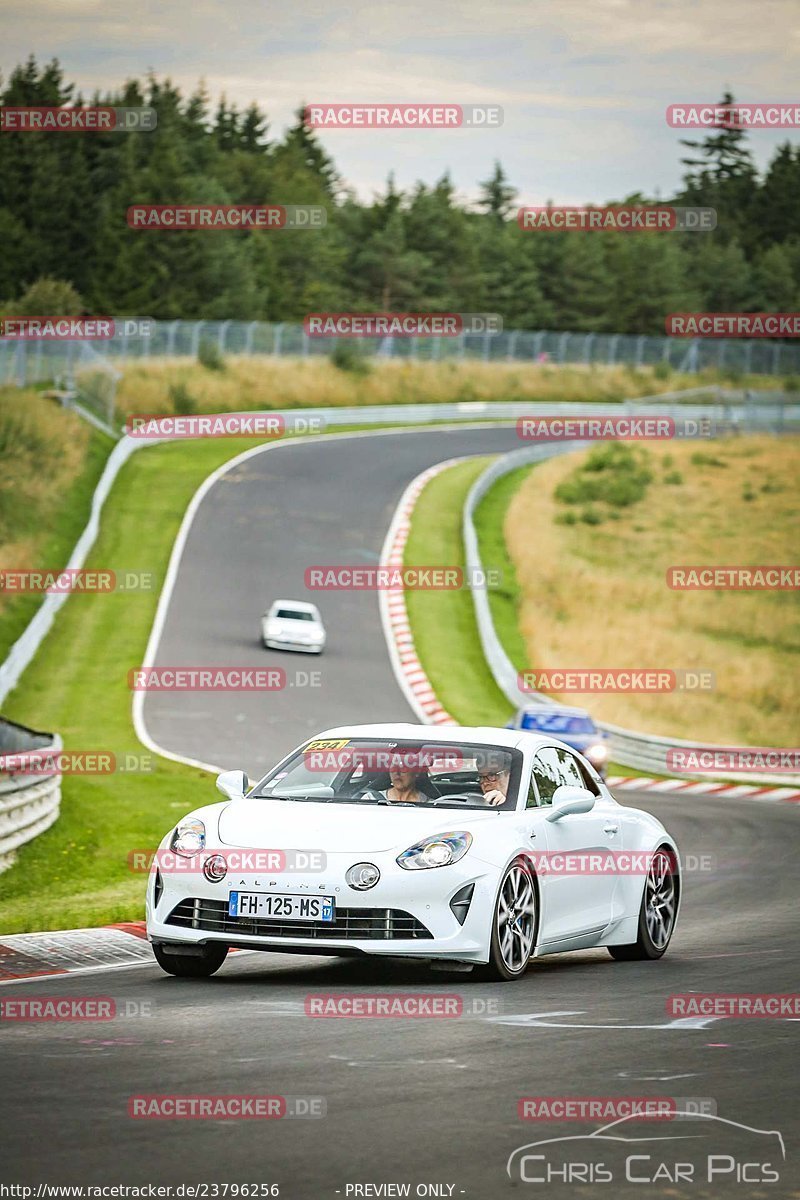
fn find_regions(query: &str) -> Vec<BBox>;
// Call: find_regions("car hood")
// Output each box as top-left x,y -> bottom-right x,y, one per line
217,799 -> 498,852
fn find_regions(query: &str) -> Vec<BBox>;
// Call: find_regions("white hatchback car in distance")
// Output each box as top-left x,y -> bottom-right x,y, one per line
261,599 -> 325,654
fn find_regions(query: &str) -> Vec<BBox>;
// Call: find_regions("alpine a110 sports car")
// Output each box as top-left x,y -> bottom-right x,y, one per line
146,724 -> 681,980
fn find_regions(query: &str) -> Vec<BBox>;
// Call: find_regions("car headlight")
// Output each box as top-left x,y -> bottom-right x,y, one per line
397,831 -> 472,870
586,743 -> 608,762
171,817 -> 205,857
346,862 -> 380,890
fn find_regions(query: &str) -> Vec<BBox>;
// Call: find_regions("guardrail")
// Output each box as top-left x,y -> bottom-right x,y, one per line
463,435 -> 800,786
0,717 -> 62,872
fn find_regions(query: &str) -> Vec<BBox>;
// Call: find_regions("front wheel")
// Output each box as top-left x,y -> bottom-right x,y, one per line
608,847 -> 678,961
482,860 -> 537,981
153,942 -> 228,978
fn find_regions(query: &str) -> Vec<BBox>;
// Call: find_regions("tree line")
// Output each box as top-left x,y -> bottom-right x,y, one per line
2,58 -> 800,334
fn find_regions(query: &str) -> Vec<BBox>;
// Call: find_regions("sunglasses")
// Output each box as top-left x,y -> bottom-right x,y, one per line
478,770 -> 507,782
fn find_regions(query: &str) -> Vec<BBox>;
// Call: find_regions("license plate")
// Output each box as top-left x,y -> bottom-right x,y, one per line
228,891 -> 334,922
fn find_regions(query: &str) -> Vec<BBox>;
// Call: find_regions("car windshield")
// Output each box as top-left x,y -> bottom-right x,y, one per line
275,609 -> 314,621
521,712 -> 595,735
253,738 -> 522,810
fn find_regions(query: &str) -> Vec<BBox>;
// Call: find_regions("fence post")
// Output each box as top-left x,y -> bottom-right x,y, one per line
245,321 -> 258,355
607,335 -> 619,365
166,320 -> 180,356
218,320 -> 231,355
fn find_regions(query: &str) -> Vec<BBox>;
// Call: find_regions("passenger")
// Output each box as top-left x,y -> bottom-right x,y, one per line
384,765 -> 429,804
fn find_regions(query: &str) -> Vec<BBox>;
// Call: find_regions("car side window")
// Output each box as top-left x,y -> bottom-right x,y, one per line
554,747 -> 589,790
531,748 -> 561,805
574,755 -> 602,795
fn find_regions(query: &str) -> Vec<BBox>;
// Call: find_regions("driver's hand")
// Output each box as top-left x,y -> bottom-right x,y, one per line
482,789 -> 505,807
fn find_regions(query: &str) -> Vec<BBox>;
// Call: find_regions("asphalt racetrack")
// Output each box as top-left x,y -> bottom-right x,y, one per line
1,427 -> 797,1196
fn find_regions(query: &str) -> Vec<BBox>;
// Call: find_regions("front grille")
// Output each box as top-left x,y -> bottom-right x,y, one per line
166,898 -> 433,940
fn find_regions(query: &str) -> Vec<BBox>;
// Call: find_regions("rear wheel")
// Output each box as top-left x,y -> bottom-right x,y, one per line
483,860 -> 537,981
608,847 -> 677,961
153,942 -> 228,978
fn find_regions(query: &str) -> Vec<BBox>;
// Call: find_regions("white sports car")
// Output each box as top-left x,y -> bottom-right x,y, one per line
261,600 -> 325,653
146,724 -> 680,980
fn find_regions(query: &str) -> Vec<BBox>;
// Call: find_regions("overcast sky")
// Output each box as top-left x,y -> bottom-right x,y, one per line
2,0 -> 799,206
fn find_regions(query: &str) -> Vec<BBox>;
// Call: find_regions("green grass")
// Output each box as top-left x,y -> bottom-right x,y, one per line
0,435 -> 300,934
403,459 -> 513,727
473,465 -> 530,674
0,429 -> 114,662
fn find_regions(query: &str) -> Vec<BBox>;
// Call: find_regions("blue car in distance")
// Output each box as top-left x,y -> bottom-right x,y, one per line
506,704 -> 610,779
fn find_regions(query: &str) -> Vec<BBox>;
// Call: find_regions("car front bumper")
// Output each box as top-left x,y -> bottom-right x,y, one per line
146,849 -> 498,964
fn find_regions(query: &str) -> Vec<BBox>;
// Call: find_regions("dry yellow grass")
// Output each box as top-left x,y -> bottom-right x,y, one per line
113,357 -> 708,419
0,388 -> 91,622
505,436 -> 800,746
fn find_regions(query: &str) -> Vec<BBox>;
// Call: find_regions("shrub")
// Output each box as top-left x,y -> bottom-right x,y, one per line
664,470 -> 683,485
330,340 -> 371,375
168,382 -> 197,415
580,506 -> 604,525
197,339 -> 226,372
555,442 -> 652,509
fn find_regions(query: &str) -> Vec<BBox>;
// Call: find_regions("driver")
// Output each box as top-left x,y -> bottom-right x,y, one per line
477,752 -> 512,807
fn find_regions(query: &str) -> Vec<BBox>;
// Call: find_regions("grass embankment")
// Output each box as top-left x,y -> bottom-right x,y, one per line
403,460 -> 513,727
0,434 -> 289,934
504,436 -> 800,746
113,358 -> 724,422
0,388 -> 114,661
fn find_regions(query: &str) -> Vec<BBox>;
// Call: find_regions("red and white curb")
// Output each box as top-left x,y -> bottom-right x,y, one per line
379,457 -> 472,726
0,922 -> 154,985
607,776 -> 800,802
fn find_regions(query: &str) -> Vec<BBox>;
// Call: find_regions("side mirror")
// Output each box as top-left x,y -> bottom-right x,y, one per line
545,784 -> 596,822
216,769 -> 249,801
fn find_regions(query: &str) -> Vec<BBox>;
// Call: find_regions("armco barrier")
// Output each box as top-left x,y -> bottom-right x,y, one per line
463,442 -> 800,787
0,717 -> 62,872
